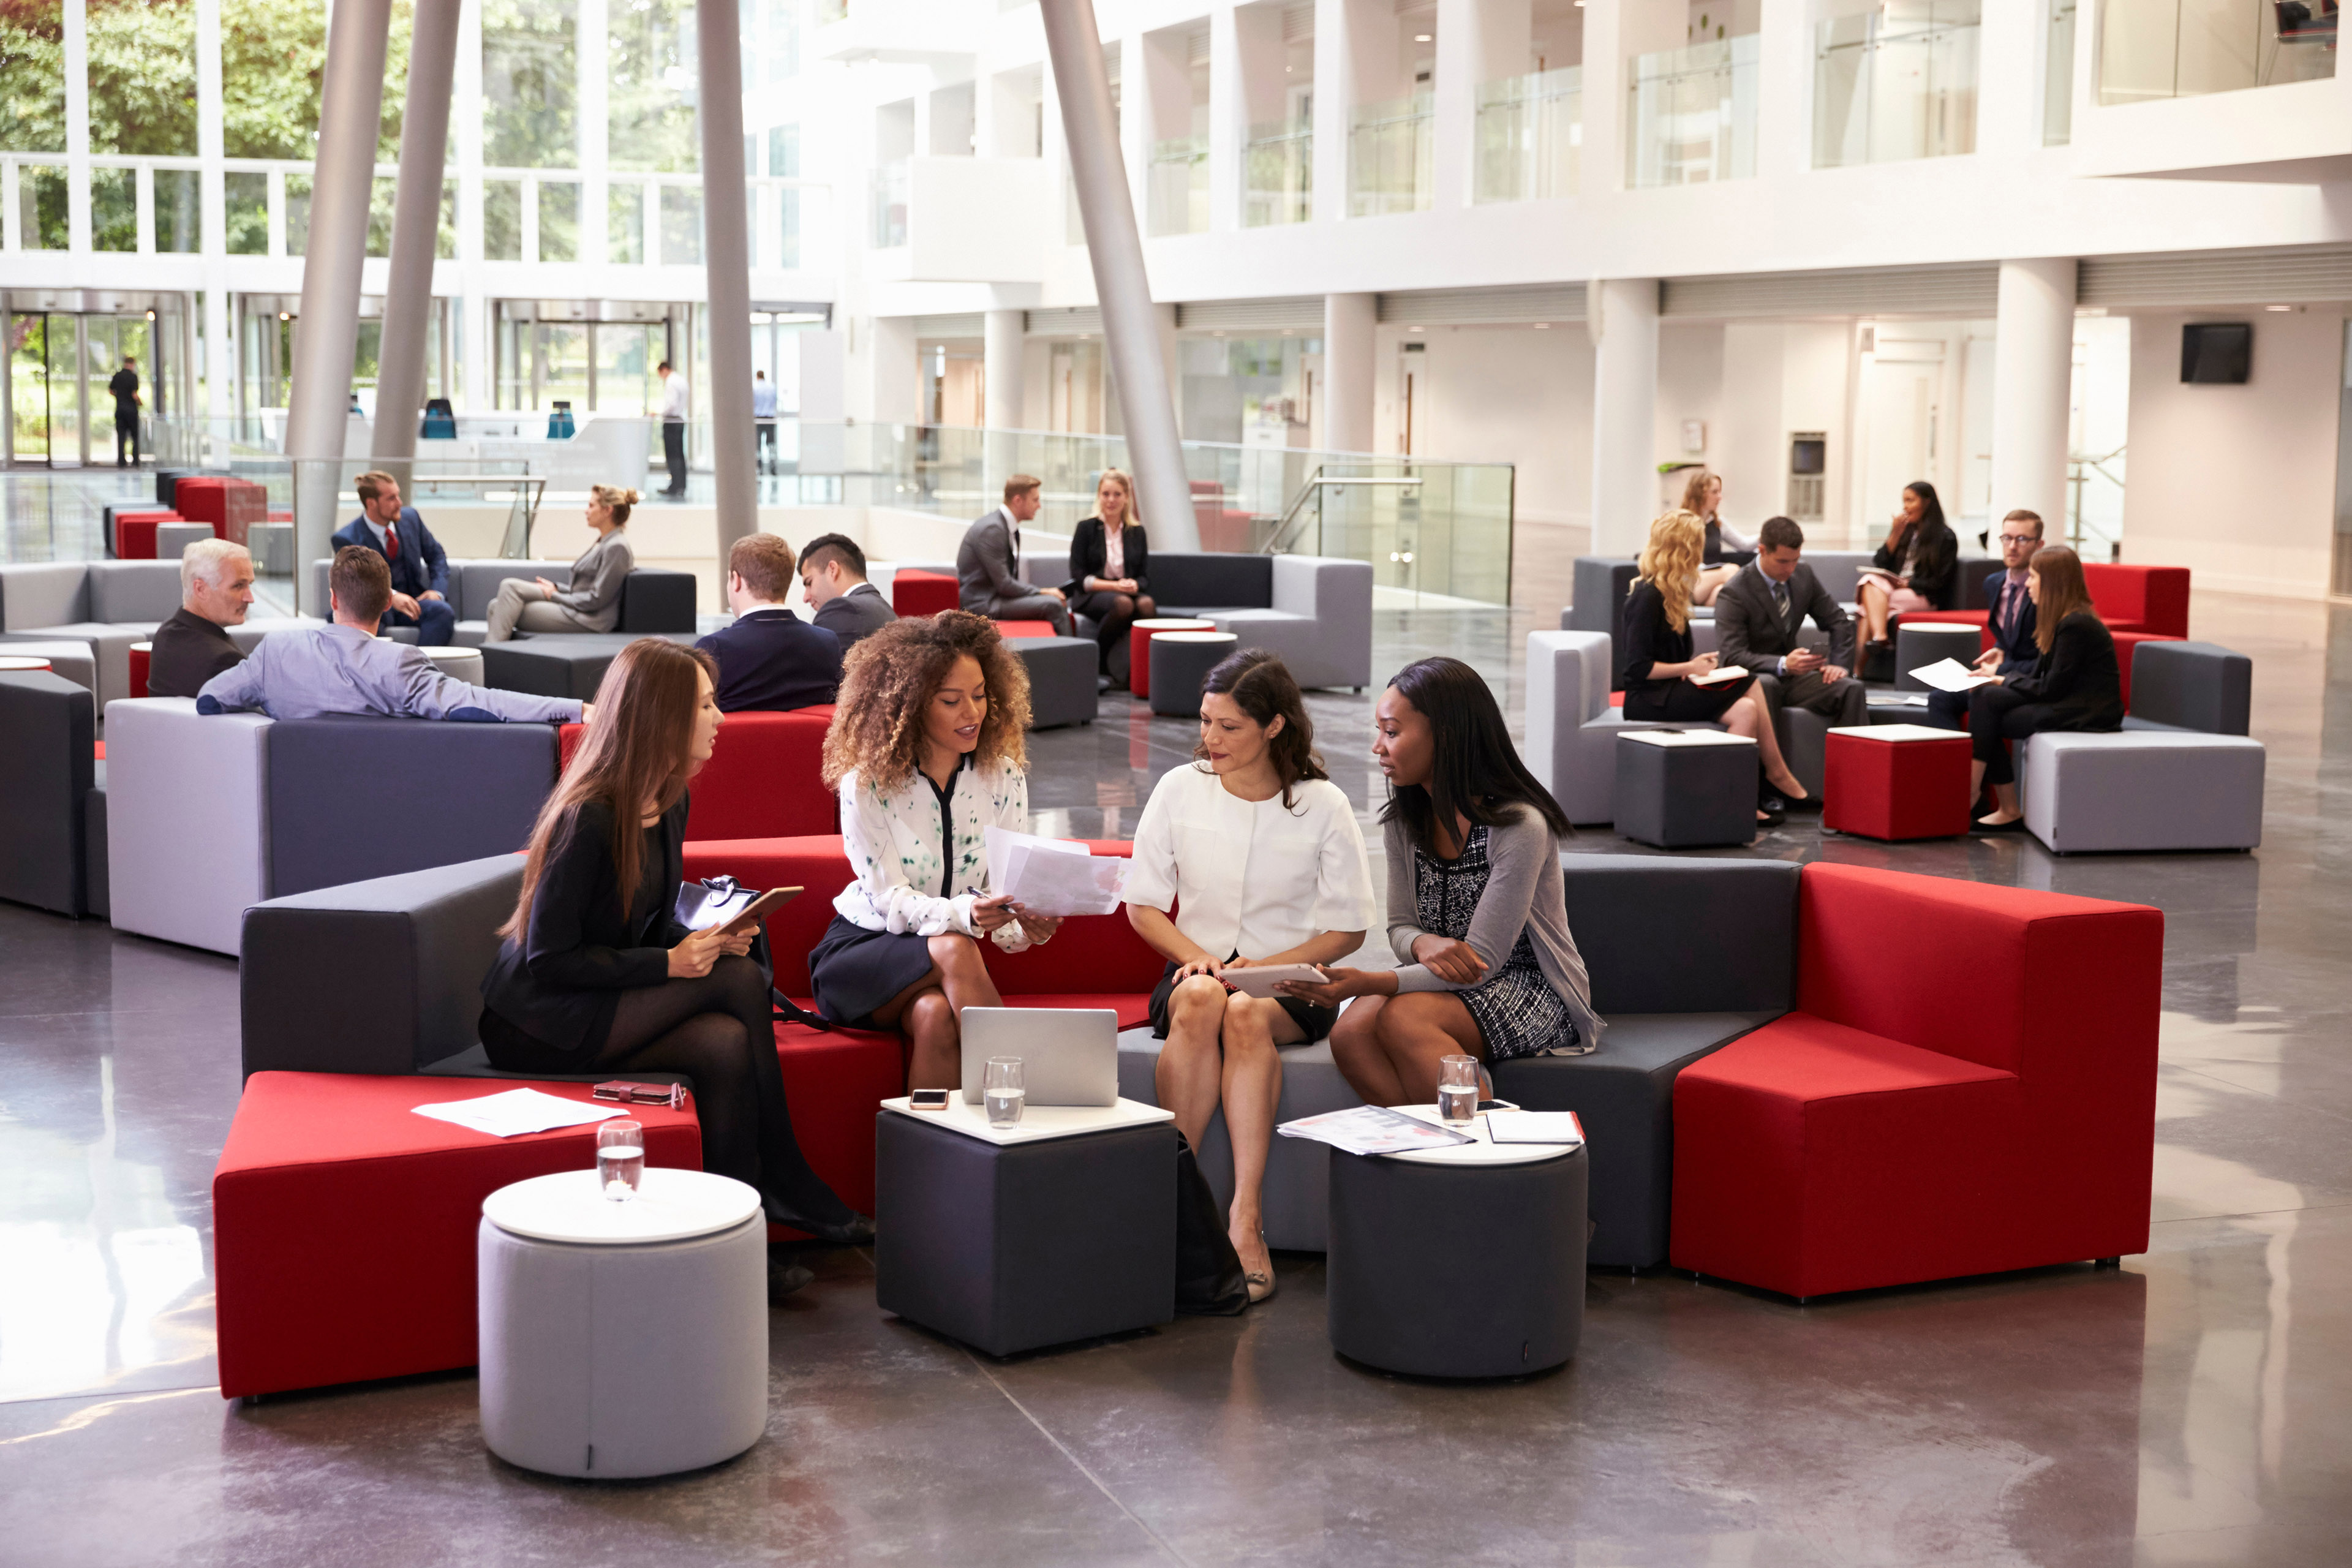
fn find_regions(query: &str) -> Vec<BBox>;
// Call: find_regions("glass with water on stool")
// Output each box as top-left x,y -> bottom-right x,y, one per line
984,1058 -> 1026,1129
1438,1055 -> 1479,1125
598,1119 -> 645,1200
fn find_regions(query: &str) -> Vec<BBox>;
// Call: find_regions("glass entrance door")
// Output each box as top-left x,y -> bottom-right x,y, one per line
9,314 -> 56,463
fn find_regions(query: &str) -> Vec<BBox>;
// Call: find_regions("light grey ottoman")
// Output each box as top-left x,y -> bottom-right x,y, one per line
2019,731 -> 2266,854
478,1168 -> 767,1479
157,522 -> 215,559
417,644 -> 487,686
1896,623 -> 1983,691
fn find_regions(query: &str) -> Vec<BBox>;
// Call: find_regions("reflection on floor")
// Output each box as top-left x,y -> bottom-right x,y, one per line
2,497 -> 2348,1560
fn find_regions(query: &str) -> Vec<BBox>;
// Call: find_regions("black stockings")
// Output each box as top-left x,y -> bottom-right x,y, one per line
1093,592 -> 1156,670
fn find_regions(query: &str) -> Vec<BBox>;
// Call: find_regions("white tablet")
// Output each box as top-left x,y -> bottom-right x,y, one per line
1221,963 -> 1330,998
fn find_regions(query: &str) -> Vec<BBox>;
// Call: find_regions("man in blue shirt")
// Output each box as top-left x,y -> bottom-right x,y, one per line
331,470 -> 456,645
695,533 -> 843,712
753,370 -> 780,475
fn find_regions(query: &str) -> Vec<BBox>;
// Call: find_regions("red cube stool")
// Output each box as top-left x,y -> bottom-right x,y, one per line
891,568 -> 959,618
1822,723 -> 1973,841
113,509 -> 181,559
129,641 -> 151,699
1126,617 -> 1213,701
175,476 -> 267,545
211,1071 -> 702,1398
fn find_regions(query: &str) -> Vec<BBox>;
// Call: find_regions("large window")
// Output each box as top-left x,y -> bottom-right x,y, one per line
85,0 -> 198,156
483,0 -> 578,167
1814,1 -> 1980,168
221,0 -> 326,160
0,1 -> 66,154
610,0 -> 699,173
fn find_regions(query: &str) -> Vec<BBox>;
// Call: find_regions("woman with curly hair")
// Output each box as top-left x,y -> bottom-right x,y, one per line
810,611 -> 1061,1088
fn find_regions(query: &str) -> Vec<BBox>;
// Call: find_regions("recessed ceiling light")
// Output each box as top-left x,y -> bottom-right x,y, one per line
1534,322 -> 1550,328
1414,34 -> 1431,42
1408,326 -> 1423,332
2264,304 -> 2292,312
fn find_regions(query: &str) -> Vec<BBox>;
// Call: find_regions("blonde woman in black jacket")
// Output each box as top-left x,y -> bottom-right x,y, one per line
1066,468 -> 1155,684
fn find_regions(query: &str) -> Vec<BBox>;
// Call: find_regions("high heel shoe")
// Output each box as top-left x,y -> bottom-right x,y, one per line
1242,1231 -> 1279,1305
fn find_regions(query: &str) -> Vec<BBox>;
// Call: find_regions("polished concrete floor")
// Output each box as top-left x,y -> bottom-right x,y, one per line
3,497 -> 2349,1561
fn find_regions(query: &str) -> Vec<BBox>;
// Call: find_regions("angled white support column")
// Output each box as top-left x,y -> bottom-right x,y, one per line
287,0 -> 394,615
1589,277 -> 1660,558
1989,258 -> 2079,532
1041,0 -> 1199,549
1323,292 -> 1376,454
372,0 -> 461,471
698,0 -> 758,575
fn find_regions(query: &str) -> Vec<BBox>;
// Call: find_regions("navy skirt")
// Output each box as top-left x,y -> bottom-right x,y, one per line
807,914 -> 937,1028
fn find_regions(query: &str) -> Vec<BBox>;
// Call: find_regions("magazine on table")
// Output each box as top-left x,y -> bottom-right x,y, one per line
1277,1105 -> 1475,1156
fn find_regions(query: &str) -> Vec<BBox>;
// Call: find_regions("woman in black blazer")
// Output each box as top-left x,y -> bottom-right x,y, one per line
478,639 -> 866,1271
1067,467 -> 1156,684
1620,510 -> 1813,820
1857,480 -> 1960,650
1966,545 -> 2125,829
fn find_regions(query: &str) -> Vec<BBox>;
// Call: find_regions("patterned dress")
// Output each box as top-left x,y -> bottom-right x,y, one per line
1413,823 -> 1580,1060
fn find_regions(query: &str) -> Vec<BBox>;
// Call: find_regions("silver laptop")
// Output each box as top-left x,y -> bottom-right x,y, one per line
958,1008 -> 1120,1107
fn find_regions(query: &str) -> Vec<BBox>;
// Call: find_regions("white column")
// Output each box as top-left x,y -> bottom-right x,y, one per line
287,0 -> 395,616
698,0 -> 757,571
1312,0 -> 1350,223
196,0 -> 227,426
1041,0 -> 1199,549
1989,257 -> 2078,532
867,314 -> 922,426
983,307 -> 1024,429
1579,0 -> 1627,195
1430,0 -> 1476,211
1206,7 -> 1241,232
1323,292 -> 1375,454
1588,277 -> 1660,557
373,0 -> 461,467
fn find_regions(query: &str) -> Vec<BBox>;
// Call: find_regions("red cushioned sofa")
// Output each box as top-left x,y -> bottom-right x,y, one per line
561,707 -> 837,840
1670,862 -> 2162,1300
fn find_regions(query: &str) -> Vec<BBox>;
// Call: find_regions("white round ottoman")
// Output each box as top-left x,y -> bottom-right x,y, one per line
478,1168 -> 767,1479
418,644 -> 487,685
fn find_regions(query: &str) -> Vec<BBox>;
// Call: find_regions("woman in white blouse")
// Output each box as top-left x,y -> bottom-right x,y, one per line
1125,648 -> 1376,1304
812,612 -> 1061,1088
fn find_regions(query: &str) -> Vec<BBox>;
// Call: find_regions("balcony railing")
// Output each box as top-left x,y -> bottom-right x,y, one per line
1243,117 -> 1312,227
872,160 -> 910,248
1627,37 -> 1758,187
1148,135 -> 1210,236
2097,0 -> 2337,104
1475,67 -> 1581,203
1349,93 -> 1434,216
1814,2 -> 1981,167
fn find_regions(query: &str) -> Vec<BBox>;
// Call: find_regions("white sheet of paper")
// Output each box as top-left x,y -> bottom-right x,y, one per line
983,824 -> 1088,891
1910,657 -> 1995,694
412,1087 -> 623,1139
999,841 -> 1130,917
1690,664 -> 1749,686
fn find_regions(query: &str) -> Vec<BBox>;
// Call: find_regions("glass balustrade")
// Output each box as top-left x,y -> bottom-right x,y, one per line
1475,67 -> 1581,203
1243,117 -> 1312,227
1148,135 -> 1210,236
1814,1 -> 1981,168
872,159 -> 909,247
1627,36 -> 1758,187
2098,0 -> 2336,103
2045,0 -> 2078,143
1349,94 -> 1434,216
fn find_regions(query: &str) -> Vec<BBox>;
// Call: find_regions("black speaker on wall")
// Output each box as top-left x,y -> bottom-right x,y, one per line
2180,322 -> 2253,385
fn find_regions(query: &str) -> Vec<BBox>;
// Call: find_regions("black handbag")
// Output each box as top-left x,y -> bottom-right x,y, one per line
1173,1131 -> 1250,1316
675,876 -> 832,1031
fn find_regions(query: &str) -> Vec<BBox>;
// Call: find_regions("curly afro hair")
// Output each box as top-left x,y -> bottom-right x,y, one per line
822,609 -> 1031,792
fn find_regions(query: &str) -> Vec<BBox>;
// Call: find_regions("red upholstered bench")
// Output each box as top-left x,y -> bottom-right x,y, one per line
2083,562 -> 2190,638
562,705 -> 837,839
212,1072 -> 702,1398
891,569 -> 959,617
995,619 -> 1058,639
1670,862 -> 2161,1300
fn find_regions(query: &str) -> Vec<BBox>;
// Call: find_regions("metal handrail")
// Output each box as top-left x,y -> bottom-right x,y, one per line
1260,468 -> 1424,555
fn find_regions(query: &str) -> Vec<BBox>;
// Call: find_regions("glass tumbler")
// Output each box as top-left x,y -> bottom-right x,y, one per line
597,1119 -> 645,1200
1437,1055 -> 1480,1125
983,1057 -> 1027,1128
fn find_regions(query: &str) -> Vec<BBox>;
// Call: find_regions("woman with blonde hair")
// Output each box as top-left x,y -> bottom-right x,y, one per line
484,483 -> 640,642
810,611 -> 1061,1088
1620,510 -> 1812,819
1068,467 -> 1156,685
1681,468 -> 1751,605
1964,544 -> 2124,830
478,639 -> 867,1292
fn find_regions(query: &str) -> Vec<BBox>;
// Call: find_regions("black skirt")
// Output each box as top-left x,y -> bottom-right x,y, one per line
807,914 -> 938,1028
1146,957 -> 1336,1043
1623,672 -> 1753,725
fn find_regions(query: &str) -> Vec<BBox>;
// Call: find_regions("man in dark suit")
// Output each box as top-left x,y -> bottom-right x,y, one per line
797,532 -> 895,649
331,471 -> 456,645
1928,508 -> 2043,731
696,533 -> 843,712
956,473 -> 1071,636
1716,514 -> 1869,740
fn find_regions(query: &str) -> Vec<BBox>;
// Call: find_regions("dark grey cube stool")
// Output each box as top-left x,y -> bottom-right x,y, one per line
1895,622 -> 1983,691
1327,1120 -> 1588,1379
1007,635 -> 1098,729
1612,729 -> 1757,848
875,1100 -> 1177,1357
480,632 -> 695,699
1149,630 -> 1238,717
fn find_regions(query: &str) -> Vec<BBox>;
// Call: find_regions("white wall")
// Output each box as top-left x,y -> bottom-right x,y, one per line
1370,322 -> 1596,530
1655,322 -> 1724,510
2121,311 -> 2347,600
1713,320 -> 1855,544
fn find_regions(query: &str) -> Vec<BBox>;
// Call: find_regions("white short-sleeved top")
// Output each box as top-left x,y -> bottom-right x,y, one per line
1125,763 -> 1376,960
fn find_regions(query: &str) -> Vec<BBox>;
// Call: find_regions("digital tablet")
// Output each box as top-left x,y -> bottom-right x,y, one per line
717,886 -> 801,937
1221,962 -> 1331,998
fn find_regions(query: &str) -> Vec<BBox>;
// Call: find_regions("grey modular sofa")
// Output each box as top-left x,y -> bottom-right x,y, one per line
106,698 -> 563,955
1523,629 -> 1726,824
2,559 -> 188,707
1029,548 -> 1374,692
0,668 -> 104,918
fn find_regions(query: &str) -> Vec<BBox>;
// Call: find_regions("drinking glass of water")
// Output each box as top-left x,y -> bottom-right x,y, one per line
597,1119 -> 645,1200
983,1058 -> 1026,1129
1437,1055 -> 1480,1125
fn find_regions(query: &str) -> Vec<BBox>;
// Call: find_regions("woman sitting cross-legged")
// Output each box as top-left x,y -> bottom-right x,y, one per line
809,611 -> 1061,1089
477,639 -> 868,1300
1285,657 -> 1605,1109
1125,648 -> 1376,1305
1068,466 -> 1156,686
1965,543 -> 2125,831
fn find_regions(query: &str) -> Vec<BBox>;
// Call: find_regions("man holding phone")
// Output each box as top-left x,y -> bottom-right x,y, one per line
1713,516 -> 1869,765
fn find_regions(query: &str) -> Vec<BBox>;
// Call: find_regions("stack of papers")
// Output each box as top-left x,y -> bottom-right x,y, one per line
1277,1106 -> 1475,1156
1909,658 -> 1995,694
412,1088 -> 624,1139
1485,1110 -> 1586,1146
982,825 -> 1131,917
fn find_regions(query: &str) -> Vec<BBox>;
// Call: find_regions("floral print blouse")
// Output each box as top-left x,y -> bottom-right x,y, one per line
833,755 -> 1035,951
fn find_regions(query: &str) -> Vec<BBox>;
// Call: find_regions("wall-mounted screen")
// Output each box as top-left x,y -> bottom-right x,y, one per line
2181,322 -> 2252,385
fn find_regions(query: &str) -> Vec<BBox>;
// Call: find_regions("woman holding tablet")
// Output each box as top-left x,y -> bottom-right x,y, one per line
1125,648 -> 1376,1303
812,612 -> 1061,1091
1286,657 -> 1604,1106
480,641 -> 865,1289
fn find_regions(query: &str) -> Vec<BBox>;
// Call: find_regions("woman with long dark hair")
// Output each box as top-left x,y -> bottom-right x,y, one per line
1067,467 -> 1156,685
1286,658 -> 1604,1106
478,640 -> 867,1297
1124,648 -> 1376,1304
1857,480 -> 1959,650
1964,544 -> 2125,829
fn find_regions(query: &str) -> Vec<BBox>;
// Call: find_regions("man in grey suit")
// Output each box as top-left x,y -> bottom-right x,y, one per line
797,533 -> 896,649
956,473 -> 1072,636
1715,515 -> 1869,742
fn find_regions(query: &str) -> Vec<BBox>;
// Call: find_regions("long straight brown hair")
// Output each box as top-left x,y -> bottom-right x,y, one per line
2027,544 -> 2095,655
502,640 -> 717,940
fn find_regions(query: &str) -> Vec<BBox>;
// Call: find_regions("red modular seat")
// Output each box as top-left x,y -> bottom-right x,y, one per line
129,642 -> 151,699
562,706 -> 837,840
113,509 -> 184,560
211,1072 -> 702,1398
2082,562 -> 2190,638
995,619 -> 1058,639
173,475 -> 268,546
891,569 -> 959,618
1820,727 -> 1973,842
1670,862 -> 2161,1300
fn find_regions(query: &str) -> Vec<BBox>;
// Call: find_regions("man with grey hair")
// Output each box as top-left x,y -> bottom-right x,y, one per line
147,538 -> 254,697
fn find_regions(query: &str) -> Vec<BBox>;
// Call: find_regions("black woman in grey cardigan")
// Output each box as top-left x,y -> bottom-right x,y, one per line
1283,657 -> 1603,1105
